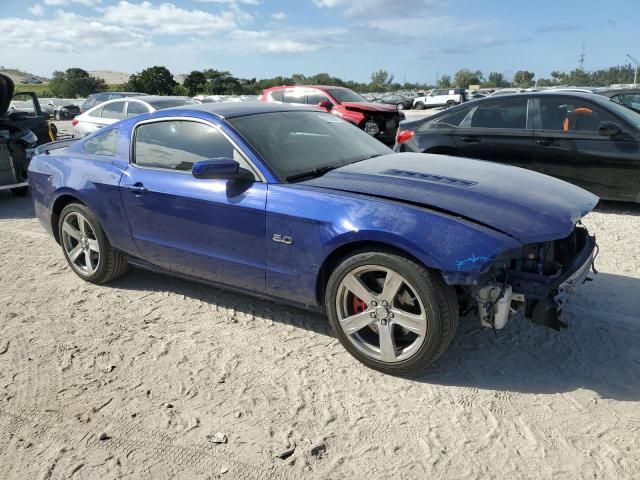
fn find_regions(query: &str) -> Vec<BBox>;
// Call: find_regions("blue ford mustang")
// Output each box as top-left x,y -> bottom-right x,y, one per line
28,102 -> 598,374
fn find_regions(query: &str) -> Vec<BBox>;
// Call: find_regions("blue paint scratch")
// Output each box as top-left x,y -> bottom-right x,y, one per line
456,254 -> 490,271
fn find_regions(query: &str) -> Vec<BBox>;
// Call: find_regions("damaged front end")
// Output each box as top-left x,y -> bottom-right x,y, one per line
469,225 -> 597,331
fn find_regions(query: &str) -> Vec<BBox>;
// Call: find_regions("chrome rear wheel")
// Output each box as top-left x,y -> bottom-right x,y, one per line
61,211 -> 100,276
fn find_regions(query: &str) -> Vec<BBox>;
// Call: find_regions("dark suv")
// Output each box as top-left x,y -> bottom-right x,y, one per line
80,92 -> 144,113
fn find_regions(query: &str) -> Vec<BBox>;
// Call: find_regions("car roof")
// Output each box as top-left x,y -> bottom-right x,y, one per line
126,95 -> 193,103
413,90 -> 622,124
268,85 -> 350,91
173,101 -> 318,119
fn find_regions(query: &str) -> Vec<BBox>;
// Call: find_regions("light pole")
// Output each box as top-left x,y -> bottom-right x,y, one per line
627,54 -> 639,86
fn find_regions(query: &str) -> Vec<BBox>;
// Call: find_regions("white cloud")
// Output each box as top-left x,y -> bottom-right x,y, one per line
43,0 -> 102,6
196,0 -> 261,4
0,11 -> 148,53
102,1 -> 239,35
270,12 -> 288,21
28,4 -> 44,16
313,0 -> 437,18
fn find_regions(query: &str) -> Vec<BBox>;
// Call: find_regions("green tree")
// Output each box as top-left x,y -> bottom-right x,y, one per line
202,69 -> 240,95
454,69 -> 483,88
370,69 -> 394,91
484,72 -> 509,88
48,68 -> 106,98
513,70 -> 535,88
183,70 -> 207,96
438,75 -> 452,88
125,66 -> 177,95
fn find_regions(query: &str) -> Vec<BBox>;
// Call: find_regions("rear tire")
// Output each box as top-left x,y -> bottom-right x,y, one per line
446,100 -> 456,108
58,203 -> 128,284
325,249 -> 458,375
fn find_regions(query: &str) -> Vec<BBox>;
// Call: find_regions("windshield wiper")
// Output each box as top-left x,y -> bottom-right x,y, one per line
351,153 -> 383,164
285,165 -> 340,182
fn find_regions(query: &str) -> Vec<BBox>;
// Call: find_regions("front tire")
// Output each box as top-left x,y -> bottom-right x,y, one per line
58,203 -> 128,284
446,100 -> 456,108
325,249 -> 458,375
414,102 -> 424,110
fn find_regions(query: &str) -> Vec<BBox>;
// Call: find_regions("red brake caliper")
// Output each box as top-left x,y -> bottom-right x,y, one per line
352,295 -> 367,314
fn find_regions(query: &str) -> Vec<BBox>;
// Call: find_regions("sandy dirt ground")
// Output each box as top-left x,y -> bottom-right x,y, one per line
1,192 -> 640,480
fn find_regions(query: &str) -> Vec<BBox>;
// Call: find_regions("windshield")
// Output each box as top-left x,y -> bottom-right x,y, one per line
229,111 -> 391,181
148,99 -> 199,110
607,98 -> 640,129
326,88 -> 367,103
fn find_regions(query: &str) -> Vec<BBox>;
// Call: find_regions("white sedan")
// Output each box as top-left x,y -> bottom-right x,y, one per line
72,96 -> 199,137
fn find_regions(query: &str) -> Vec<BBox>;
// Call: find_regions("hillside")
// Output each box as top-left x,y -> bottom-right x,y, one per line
0,68 -> 48,83
88,70 -> 130,84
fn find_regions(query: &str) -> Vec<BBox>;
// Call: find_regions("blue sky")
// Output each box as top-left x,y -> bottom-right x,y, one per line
1,0 -> 637,84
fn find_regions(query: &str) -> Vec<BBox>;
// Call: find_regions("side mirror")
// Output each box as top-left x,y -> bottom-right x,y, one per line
192,158 -> 253,181
318,100 -> 333,110
599,121 -> 623,138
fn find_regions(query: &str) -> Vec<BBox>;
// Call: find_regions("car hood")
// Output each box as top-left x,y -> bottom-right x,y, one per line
0,73 -> 15,116
301,153 -> 599,244
339,101 -> 398,113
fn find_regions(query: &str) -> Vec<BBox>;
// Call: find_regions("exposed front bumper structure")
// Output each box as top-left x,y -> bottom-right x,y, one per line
475,227 -> 597,331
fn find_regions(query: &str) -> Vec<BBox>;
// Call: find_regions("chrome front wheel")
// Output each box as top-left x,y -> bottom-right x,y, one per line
326,250 -> 459,374
336,265 -> 428,363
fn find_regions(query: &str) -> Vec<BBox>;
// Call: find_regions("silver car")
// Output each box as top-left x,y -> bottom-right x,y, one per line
72,96 -> 199,137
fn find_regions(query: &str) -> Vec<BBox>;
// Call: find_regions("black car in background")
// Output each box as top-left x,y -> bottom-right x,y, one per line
394,91 -> 640,203
54,103 -> 81,120
376,93 -> 414,110
80,91 -> 144,113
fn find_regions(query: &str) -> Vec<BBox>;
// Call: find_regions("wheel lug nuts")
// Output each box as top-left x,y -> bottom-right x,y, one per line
370,312 -> 376,318
381,319 -> 388,325
382,300 -> 388,306
371,301 -> 377,306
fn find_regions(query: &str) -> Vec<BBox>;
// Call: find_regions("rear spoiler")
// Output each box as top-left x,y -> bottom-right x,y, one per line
35,138 -> 78,155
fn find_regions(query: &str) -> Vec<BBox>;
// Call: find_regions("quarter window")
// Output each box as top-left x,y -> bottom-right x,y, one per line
283,89 -> 306,104
432,108 -> 471,128
101,102 -> 125,120
134,120 -> 237,171
84,129 -> 117,156
470,99 -> 528,129
126,101 -> 149,118
269,90 -> 284,102
540,98 -> 616,132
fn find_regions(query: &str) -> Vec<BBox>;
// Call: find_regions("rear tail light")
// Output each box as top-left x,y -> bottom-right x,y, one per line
71,118 -> 79,127
395,129 -> 416,145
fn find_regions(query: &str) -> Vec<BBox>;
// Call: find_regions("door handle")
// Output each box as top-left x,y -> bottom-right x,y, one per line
460,136 -> 481,144
536,138 -> 560,147
124,182 -> 148,194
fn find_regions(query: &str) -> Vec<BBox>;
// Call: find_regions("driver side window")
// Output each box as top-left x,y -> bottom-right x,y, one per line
540,98 -> 617,133
133,120 -> 253,175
